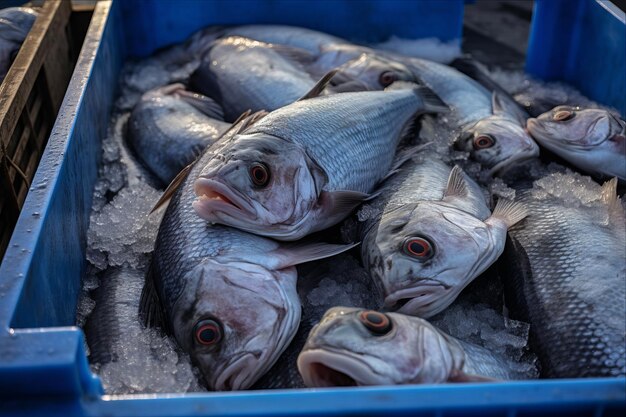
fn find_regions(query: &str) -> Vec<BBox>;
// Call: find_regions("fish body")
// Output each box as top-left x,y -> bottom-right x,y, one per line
358,158 -> 525,317
127,84 -> 230,185
0,7 -> 37,81
190,36 -> 320,121
297,307 -> 524,386
144,113 -> 354,390
193,85 -> 446,240
527,106 -> 626,181
501,173 -> 626,378
402,58 -> 539,175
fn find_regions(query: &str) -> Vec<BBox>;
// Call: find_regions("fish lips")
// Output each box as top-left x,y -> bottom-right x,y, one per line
193,177 -> 256,222
213,353 -> 258,391
487,140 -> 540,177
383,281 -> 450,318
298,348 -> 387,387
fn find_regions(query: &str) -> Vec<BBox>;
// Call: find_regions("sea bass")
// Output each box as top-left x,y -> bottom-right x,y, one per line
500,172 -> 626,378
0,7 -> 37,82
190,36 -> 322,121
192,84 -> 447,240
297,307 -> 528,386
356,158 -> 526,317
127,84 -> 230,185
141,113 -> 355,390
402,57 -> 539,175
527,106 -> 626,181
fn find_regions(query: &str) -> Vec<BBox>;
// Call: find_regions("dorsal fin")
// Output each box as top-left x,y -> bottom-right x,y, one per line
442,166 -> 469,200
150,161 -> 194,213
298,69 -> 338,101
600,177 -> 625,227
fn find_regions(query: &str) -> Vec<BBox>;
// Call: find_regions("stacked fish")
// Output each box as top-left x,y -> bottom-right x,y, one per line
122,26 -> 625,390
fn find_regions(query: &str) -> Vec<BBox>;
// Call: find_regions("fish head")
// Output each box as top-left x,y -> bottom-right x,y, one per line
527,106 -> 625,152
193,133 -> 326,239
364,202 -> 497,317
454,115 -> 540,176
331,54 -> 416,92
297,307 -> 465,386
172,258 -> 300,390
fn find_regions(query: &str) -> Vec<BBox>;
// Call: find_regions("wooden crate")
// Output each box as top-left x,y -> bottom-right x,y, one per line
0,0 -> 82,259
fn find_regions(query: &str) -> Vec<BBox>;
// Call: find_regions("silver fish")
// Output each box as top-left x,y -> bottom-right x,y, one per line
297,307 -> 524,386
0,7 -> 37,82
401,58 -> 539,175
501,173 -> 626,378
358,158 -> 526,317
141,113 -> 355,390
192,84 -> 447,240
127,84 -> 230,185
190,36 -> 321,121
527,106 -> 626,181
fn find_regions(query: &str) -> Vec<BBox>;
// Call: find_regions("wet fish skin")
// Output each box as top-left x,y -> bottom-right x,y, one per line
297,307 -> 520,387
127,84 -> 230,186
190,36 -> 320,121
501,174 -> 626,378
400,57 -> 539,175
0,7 -> 37,82
330,52 -> 417,92
527,106 -> 626,181
358,159 -> 525,317
192,85 -> 446,241
146,113 -> 354,390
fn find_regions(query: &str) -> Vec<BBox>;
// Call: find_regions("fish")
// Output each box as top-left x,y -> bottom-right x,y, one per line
192,83 -> 447,241
0,7 -> 37,82
252,254 -> 382,389
189,36 -> 322,121
356,158 -> 526,317
297,307 -> 528,386
526,106 -> 626,181
400,57 -> 539,175
127,83 -> 231,186
140,112 -> 356,391
328,52 -> 417,92
500,172 -> 626,378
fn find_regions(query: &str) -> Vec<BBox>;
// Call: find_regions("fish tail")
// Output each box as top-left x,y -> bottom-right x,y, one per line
491,198 -> 527,228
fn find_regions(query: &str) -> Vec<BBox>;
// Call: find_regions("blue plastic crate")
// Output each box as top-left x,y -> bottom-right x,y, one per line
0,0 -> 624,416
526,0 -> 626,116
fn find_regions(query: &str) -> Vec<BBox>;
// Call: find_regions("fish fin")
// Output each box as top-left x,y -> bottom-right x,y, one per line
448,371 -> 496,383
600,177 -> 625,226
415,86 -> 448,114
381,143 -> 433,182
491,91 -> 528,125
139,264 -> 168,332
174,89 -> 225,120
150,161 -> 194,213
188,64 -> 223,106
269,241 -> 360,269
330,79 -> 370,93
298,69 -> 338,101
489,198 -> 527,228
272,44 -> 317,68
442,166 -> 469,199
316,189 -> 372,227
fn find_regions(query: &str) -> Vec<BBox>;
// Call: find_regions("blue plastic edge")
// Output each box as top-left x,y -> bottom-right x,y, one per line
526,0 -> 626,116
0,1 -> 624,416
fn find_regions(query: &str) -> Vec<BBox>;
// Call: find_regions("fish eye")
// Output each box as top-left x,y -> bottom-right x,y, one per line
250,163 -> 270,187
553,110 -> 575,121
403,237 -> 434,260
194,319 -> 223,346
358,311 -> 392,335
379,71 -> 397,87
473,134 -> 495,149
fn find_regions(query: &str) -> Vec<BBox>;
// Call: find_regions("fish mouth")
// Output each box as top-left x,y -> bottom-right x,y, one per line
193,178 -> 256,222
384,282 -> 449,318
298,348 -> 383,387
487,141 -> 540,177
214,353 -> 257,391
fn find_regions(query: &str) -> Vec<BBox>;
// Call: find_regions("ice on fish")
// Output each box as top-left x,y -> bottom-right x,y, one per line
373,36 -> 461,64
